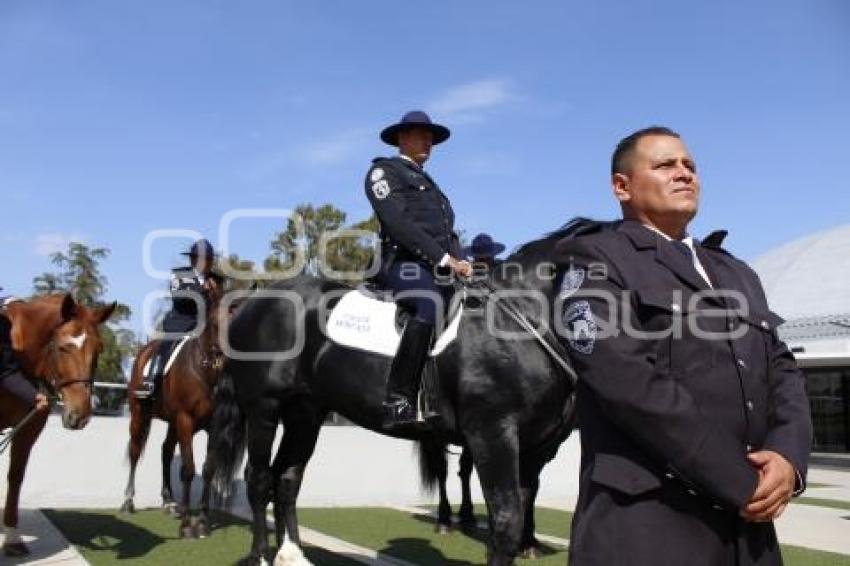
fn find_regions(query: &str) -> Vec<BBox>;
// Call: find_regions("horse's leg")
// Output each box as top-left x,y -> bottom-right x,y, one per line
194,429 -> 216,539
518,460 -> 544,560
174,413 -> 196,538
160,424 -> 178,514
121,398 -> 152,513
3,409 -> 48,557
466,421 -> 522,566
245,410 -> 279,564
435,445 -> 452,534
458,445 -> 477,530
271,405 -> 324,551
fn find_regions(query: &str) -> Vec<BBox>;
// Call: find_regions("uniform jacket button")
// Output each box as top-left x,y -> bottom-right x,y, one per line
746,400 -> 754,411
737,359 -> 747,369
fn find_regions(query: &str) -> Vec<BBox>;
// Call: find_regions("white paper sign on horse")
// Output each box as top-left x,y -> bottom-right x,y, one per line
326,289 -> 462,357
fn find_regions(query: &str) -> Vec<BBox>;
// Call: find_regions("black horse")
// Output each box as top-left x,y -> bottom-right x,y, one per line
209,220 -> 586,566
418,410 -> 574,559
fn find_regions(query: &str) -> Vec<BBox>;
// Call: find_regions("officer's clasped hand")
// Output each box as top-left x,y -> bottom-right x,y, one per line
740,450 -> 796,522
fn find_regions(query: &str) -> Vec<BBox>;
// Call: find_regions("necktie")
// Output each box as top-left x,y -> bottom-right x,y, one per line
672,240 -> 692,258
672,240 -> 713,288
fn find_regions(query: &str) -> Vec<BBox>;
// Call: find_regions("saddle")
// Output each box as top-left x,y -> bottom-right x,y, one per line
142,336 -> 191,379
326,284 -> 463,358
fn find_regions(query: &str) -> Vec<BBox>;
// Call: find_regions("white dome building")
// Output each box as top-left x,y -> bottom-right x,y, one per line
752,224 -> 850,455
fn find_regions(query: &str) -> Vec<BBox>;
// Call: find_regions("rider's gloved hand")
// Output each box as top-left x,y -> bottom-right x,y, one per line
447,257 -> 473,278
34,392 -> 49,412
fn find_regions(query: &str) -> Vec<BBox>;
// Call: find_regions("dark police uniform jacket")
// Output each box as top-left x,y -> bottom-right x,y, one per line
365,156 -> 460,269
162,267 -> 222,333
553,220 -> 812,566
0,313 -> 19,379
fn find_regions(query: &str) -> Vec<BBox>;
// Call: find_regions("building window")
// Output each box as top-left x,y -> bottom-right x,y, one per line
804,368 -> 850,453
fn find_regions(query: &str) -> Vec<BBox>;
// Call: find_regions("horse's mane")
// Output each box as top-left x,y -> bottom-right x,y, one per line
505,216 -> 614,267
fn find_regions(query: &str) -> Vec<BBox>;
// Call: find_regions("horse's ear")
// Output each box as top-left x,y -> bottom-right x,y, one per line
61,293 -> 77,321
96,301 -> 117,324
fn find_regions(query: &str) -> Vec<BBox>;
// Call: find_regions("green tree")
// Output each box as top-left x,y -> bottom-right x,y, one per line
32,241 -> 135,382
266,204 -> 381,283
217,253 -> 260,290
322,214 -> 380,281
267,203 -> 348,276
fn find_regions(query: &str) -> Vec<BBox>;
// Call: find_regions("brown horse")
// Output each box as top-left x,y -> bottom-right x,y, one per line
121,284 -> 226,538
1,293 -> 115,557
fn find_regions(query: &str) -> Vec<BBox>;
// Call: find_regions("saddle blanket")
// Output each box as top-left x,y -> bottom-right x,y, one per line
142,336 -> 191,378
326,288 -> 462,357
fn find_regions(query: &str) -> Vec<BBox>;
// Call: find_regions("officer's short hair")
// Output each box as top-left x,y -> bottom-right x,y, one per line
612,126 -> 680,175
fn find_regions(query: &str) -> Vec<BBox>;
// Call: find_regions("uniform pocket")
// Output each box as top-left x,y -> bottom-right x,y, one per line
591,453 -> 662,496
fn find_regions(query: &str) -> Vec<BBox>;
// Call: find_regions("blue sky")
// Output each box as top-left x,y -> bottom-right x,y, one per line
1,0 -> 848,334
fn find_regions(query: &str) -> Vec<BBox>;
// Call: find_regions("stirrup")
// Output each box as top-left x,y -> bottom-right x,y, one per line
417,390 -> 439,423
134,382 -> 155,400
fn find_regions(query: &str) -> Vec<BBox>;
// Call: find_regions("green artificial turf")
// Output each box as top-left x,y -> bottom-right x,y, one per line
299,507 -> 568,565
42,508 -> 359,566
43,506 -> 850,566
794,496 -> 850,511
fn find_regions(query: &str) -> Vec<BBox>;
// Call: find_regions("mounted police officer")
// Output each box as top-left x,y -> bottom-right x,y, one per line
135,239 -> 223,400
365,110 -> 472,429
554,126 -> 812,565
0,288 -> 49,415
463,232 -> 506,280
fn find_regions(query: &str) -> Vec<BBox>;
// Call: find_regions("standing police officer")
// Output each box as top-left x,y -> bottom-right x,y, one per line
555,127 -> 812,565
365,110 -> 472,429
135,239 -> 223,400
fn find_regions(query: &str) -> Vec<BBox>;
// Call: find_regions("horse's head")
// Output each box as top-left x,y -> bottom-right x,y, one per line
7,294 -> 116,430
480,217 -> 610,335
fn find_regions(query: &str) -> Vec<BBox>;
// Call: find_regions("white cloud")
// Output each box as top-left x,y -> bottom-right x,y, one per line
34,232 -> 86,256
427,78 -> 517,121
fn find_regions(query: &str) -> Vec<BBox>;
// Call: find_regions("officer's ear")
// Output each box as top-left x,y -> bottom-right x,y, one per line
612,173 -> 631,203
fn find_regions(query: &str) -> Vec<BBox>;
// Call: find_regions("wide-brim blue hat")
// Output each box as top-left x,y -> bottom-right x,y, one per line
181,238 -> 216,259
380,110 -> 450,146
463,233 -> 506,259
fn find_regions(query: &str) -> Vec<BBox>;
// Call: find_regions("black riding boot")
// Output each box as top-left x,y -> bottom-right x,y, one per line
383,318 -> 435,429
136,341 -> 171,400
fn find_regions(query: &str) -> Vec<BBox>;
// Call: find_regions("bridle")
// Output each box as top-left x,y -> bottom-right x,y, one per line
461,278 -> 578,386
43,332 -> 94,399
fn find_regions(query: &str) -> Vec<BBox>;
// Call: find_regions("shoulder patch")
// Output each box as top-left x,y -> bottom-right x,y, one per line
559,266 -> 585,298
563,300 -> 597,354
371,180 -> 391,200
370,168 -> 385,182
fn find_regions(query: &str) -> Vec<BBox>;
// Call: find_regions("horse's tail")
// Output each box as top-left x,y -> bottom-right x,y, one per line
126,346 -> 154,463
416,437 -> 448,496
209,364 -> 246,506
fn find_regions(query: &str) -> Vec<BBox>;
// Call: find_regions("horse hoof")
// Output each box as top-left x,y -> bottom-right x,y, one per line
519,546 -> 540,560
435,523 -> 452,535
194,521 -> 210,539
179,521 -> 196,539
120,500 -> 136,514
3,542 -> 30,557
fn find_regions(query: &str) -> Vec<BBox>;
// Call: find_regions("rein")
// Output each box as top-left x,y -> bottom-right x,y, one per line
462,278 -> 578,387
0,406 -> 39,455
